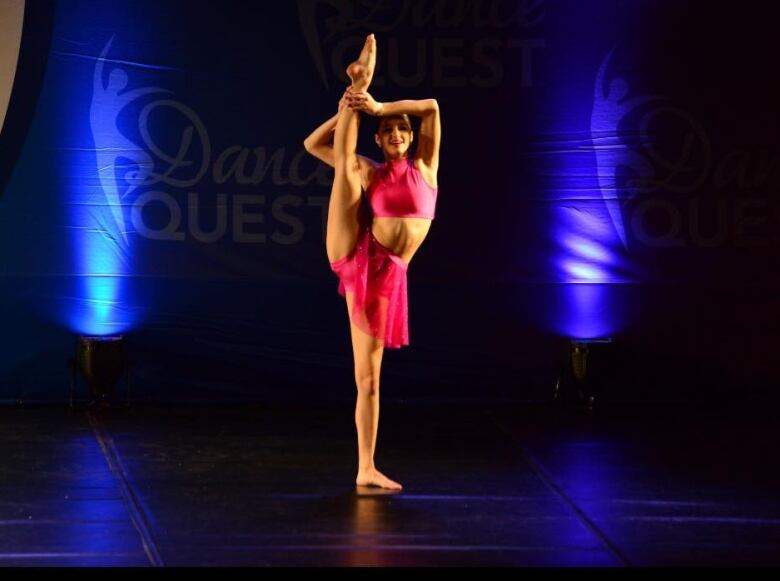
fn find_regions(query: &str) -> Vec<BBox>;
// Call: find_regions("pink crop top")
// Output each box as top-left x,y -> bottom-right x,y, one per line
366,158 -> 438,219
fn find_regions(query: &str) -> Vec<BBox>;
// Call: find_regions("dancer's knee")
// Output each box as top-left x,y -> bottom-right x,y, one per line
355,370 -> 379,397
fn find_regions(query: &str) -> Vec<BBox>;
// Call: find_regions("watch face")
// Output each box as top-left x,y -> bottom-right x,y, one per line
0,0 -> 25,135
0,0 -> 55,199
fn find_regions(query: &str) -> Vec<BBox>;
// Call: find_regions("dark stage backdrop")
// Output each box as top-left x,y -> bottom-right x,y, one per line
1,0 -> 778,403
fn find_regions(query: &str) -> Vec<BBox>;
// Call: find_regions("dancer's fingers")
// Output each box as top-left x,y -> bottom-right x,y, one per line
346,87 -> 368,97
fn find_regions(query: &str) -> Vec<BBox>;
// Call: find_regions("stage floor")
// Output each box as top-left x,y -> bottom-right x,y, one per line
0,400 -> 779,567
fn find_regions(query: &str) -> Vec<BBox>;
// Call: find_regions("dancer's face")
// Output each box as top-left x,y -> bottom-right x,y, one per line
375,116 -> 413,159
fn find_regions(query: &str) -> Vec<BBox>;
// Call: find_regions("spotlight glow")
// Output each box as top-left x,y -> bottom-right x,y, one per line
561,260 -> 608,283
64,35 -> 151,335
541,43 -> 645,339
561,235 -> 614,264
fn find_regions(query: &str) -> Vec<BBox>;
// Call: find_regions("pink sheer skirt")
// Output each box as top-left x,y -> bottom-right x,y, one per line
330,226 -> 409,349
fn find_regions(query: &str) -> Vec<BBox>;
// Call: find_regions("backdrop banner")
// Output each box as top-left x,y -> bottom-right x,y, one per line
1,0 -> 778,402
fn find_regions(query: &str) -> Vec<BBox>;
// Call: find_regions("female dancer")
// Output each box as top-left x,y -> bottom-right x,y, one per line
303,34 -> 441,490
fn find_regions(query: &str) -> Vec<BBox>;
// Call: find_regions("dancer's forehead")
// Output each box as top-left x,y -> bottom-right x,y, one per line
377,115 -> 412,132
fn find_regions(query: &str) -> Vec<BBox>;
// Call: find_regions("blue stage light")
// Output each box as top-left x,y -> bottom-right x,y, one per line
542,42 -> 646,340
62,34 -> 153,336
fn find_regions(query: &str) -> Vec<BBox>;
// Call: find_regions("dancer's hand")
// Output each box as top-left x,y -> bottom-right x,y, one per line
347,89 -> 383,116
338,88 -> 351,113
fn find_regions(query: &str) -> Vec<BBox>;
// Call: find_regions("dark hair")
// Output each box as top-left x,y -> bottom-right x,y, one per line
375,113 -> 413,133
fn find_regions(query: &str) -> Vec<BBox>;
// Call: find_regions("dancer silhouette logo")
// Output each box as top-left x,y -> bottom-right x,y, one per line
589,46 -> 663,249
589,46 -> 712,249
297,0 -> 545,89
90,36 -> 170,243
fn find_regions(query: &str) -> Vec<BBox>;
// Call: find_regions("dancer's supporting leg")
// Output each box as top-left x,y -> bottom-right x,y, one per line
348,294 -> 400,490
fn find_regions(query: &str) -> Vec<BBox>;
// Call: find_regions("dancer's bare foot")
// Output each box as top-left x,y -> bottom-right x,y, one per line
347,33 -> 376,91
356,467 -> 402,490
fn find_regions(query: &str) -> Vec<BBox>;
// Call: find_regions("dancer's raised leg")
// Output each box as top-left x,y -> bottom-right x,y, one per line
325,33 -> 376,262
325,107 -> 362,262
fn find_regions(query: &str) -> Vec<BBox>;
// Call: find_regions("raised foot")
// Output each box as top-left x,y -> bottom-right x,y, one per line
355,467 -> 402,491
347,33 -> 376,91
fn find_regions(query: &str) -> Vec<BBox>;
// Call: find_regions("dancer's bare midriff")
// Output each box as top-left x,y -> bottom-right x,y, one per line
371,217 -> 432,265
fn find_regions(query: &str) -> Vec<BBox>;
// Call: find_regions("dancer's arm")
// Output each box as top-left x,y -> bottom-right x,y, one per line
303,112 -> 339,167
348,92 -> 441,171
303,91 -> 377,175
